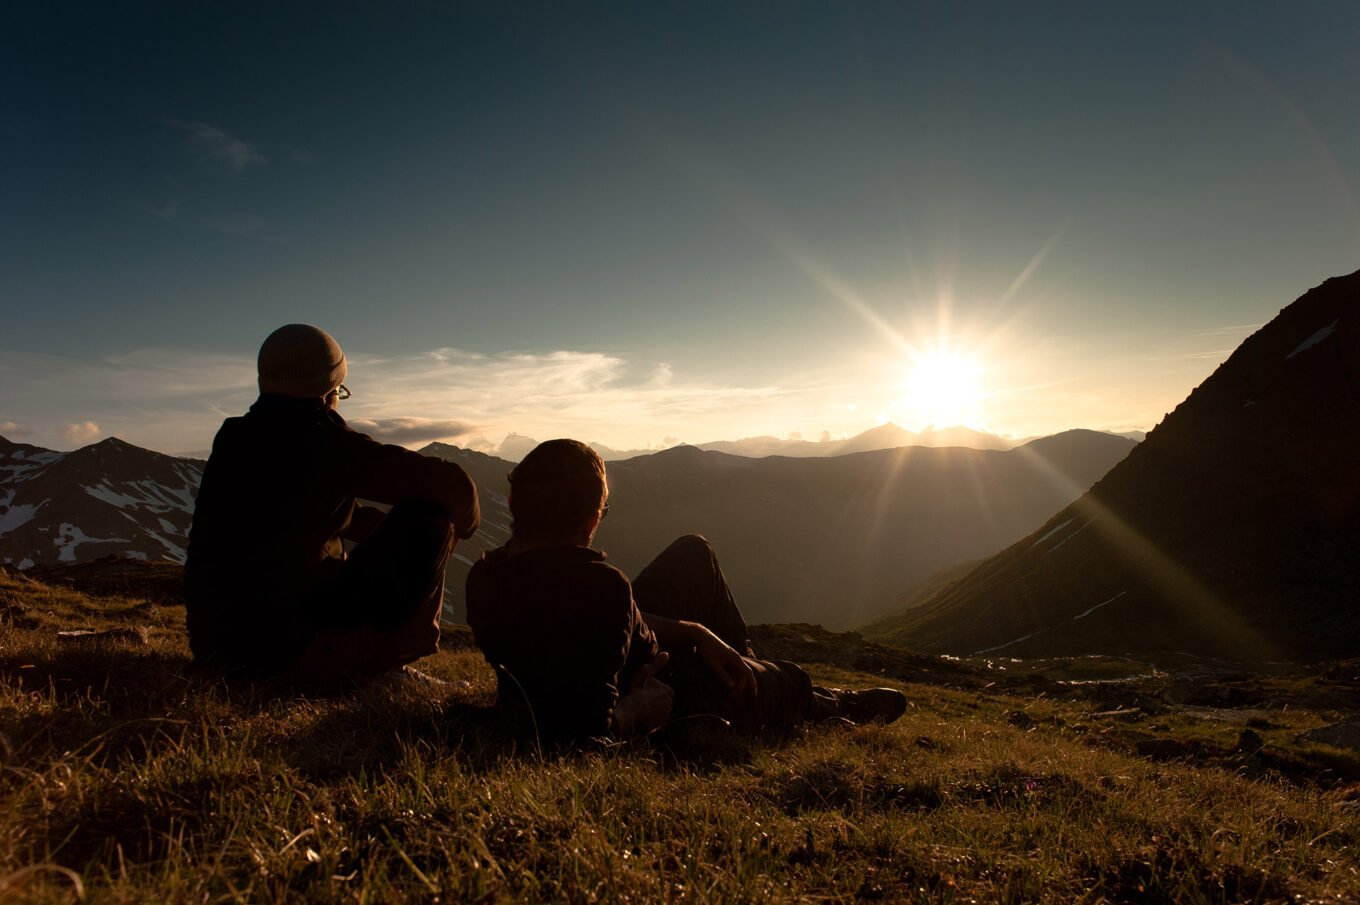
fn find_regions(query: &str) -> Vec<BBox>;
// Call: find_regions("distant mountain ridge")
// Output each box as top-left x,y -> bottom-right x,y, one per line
0,436 -> 201,570
867,269 -> 1360,662
2,427 -> 1136,630
480,423 -> 1101,462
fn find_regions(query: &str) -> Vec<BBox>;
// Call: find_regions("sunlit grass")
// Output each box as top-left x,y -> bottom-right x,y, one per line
2,570 -> 1358,903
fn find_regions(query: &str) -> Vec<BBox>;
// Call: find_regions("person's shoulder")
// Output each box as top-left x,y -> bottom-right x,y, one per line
540,546 -> 625,578
205,414 -> 247,447
467,546 -> 506,580
508,546 -> 630,600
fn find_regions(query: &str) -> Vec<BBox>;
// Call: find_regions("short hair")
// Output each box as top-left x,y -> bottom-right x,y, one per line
509,439 -> 607,542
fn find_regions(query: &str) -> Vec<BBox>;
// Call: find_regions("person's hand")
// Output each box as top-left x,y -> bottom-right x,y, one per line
611,651 -> 675,736
694,628 -> 757,698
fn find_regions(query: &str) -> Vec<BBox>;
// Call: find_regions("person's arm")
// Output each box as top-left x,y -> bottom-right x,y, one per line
334,428 -> 481,538
642,612 -> 757,697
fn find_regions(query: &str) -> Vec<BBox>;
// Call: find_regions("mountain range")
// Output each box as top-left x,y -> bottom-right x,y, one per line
476,422 -> 1147,462
1,428 -> 1135,630
867,269 -> 1360,662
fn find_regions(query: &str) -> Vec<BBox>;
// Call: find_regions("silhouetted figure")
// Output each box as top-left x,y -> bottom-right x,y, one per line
185,324 -> 479,684
466,439 -> 906,745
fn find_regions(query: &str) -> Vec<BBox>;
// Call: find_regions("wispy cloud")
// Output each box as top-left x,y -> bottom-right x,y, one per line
346,417 -> 478,446
0,420 -> 32,439
0,348 -> 257,452
62,421 -> 102,446
169,120 -> 267,172
0,345 -> 806,455
345,348 -> 795,450
1146,349 -> 1236,361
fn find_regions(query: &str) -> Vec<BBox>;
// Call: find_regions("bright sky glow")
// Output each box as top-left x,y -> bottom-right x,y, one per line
902,348 -> 987,430
1,4 -> 1357,456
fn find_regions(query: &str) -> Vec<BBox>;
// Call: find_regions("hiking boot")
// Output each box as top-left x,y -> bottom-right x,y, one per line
811,686 -> 908,725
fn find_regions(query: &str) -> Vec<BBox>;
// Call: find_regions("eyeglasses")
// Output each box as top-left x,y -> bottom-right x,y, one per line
330,384 -> 351,401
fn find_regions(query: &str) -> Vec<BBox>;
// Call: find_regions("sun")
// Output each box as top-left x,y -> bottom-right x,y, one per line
902,349 -> 987,429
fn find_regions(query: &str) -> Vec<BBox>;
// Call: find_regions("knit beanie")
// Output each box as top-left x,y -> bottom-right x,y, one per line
257,324 -> 348,398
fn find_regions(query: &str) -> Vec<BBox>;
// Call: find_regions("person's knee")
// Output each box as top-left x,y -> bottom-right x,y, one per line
669,533 -> 716,563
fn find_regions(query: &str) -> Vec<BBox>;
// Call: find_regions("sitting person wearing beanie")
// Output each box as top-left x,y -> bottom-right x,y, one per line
185,324 -> 480,684
466,438 -> 907,745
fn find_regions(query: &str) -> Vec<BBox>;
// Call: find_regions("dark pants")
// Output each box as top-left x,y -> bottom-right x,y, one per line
287,501 -> 456,683
632,535 -> 813,735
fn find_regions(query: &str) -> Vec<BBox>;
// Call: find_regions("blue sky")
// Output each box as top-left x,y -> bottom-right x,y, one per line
3,2 -> 1358,454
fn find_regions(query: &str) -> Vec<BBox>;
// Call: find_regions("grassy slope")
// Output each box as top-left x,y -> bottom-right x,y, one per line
2,570 -> 1359,904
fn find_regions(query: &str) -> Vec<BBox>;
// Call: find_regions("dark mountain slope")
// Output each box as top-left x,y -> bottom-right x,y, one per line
590,430 -> 1134,628
869,269 -> 1360,661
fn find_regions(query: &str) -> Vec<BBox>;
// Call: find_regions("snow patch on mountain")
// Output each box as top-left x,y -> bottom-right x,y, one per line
141,527 -> 187,563
0,502 -> 41,537
1286,319 -> 1340,360
85,478 -> 197,513
1073,591 -> 1127,621
1032,519 -> 1074,548
0,450 -> 64,482
1049,515 -> 1100,552
53,523 -> 132,562
974,589 -> 1130,655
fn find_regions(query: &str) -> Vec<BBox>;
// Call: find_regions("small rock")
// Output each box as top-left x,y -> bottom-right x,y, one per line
1235,728 -> 1265,755
1301,716 -> 1360,753
1007,710 -> 1035,729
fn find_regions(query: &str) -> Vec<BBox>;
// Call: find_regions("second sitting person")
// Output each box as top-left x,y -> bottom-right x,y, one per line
466,438 -> 907,745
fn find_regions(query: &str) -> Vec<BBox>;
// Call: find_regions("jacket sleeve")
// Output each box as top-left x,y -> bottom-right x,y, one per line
331,427 -> 481,539
567,570 -> 639,737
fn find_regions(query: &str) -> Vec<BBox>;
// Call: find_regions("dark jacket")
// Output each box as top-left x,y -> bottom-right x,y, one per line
466,545 -> 660,742
185,394 -> 479,669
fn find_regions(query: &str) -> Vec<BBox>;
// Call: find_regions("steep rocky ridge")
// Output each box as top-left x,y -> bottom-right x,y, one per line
869,269 -> 1360,661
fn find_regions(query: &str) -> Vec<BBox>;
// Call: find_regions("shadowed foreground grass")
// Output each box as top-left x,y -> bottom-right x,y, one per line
2,570 -> 1359,903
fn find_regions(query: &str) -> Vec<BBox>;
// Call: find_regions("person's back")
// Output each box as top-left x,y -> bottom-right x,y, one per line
467,544 -> 657,742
